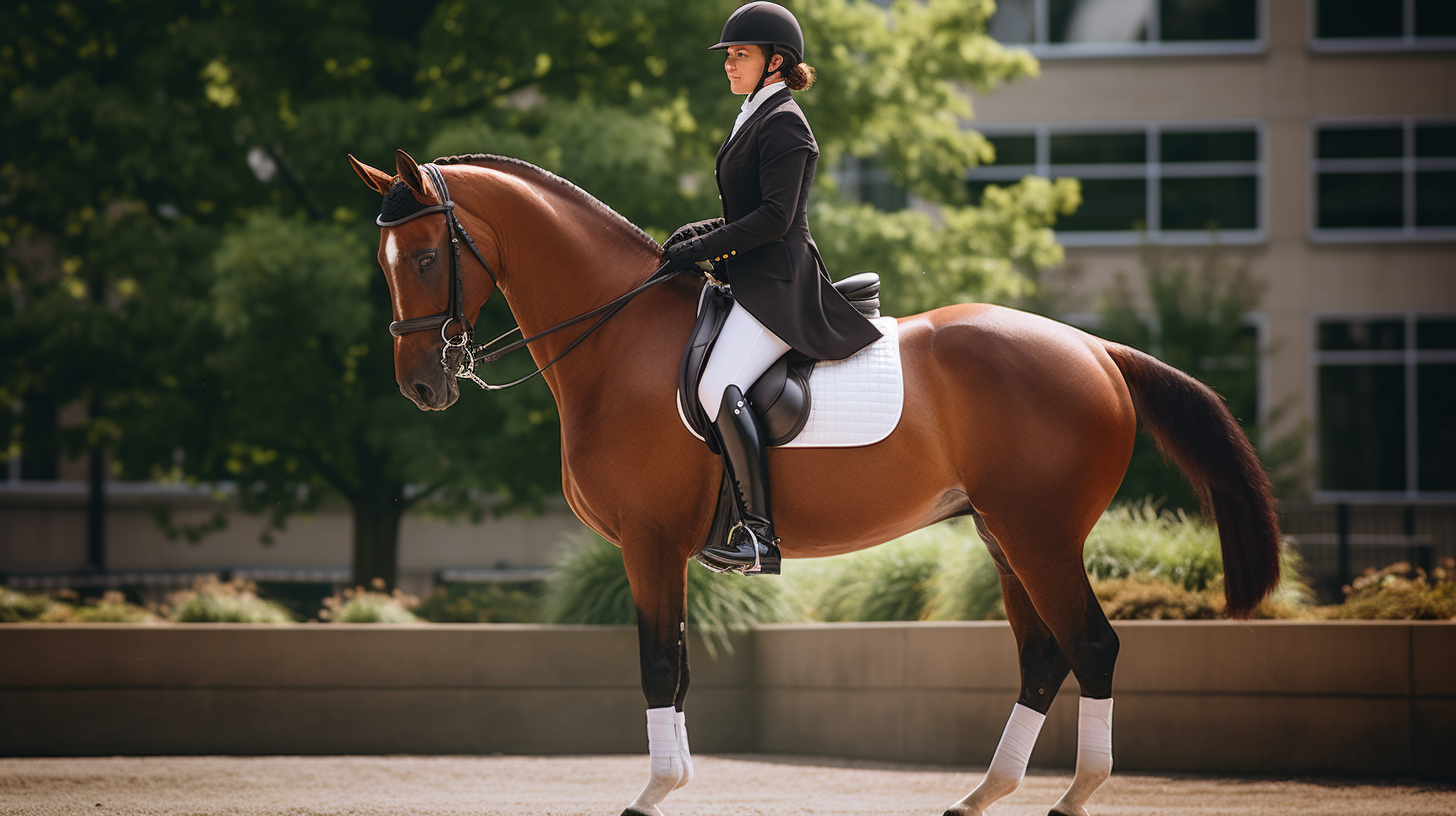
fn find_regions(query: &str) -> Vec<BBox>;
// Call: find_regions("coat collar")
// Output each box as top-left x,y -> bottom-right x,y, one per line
717,86 -> 793,165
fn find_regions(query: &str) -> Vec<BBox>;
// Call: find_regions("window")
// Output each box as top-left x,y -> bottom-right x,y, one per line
1311,0 -> 1456,51
1312,120 -> 1456,240
967,123 -> 1262,245
989,0 -> 1262,55
1315,315 -> 1456,497
838,155 -> 908,212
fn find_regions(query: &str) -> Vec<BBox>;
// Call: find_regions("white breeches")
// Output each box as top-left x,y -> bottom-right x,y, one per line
698,301 -> 792,422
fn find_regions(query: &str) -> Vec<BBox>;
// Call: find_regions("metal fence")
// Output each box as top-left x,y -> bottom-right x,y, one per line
1280,501 -> 1456,601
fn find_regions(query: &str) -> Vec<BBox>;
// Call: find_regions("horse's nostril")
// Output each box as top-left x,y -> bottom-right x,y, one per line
415,382 -> 435,404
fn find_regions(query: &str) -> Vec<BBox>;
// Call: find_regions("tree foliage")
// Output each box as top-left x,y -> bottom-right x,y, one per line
3,0 -> 1074,586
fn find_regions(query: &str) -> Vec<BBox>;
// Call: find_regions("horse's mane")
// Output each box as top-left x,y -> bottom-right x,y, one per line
433,153 -> 661,251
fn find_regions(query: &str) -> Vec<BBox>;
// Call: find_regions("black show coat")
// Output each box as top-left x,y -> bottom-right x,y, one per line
695,87 -> 881,361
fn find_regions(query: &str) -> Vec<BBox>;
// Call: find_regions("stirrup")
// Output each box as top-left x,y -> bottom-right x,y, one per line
696,521 -> 780,575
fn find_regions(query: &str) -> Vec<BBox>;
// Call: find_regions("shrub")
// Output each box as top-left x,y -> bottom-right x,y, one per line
64,591 -> 158,623
0,588 -> 63,623
1330,560 -> 1456,620
541,532 -> 798,656
168,576 -> 295,623
780,522 -> 1003,622
1083,501 -> 1225,590
320,581 -> 420,623
1094,578 -> 1221,620
415,582 -> 544,623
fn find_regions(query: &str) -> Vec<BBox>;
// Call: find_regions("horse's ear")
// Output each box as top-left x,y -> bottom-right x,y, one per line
396,149 -> 429,199
348,154 -> 394,195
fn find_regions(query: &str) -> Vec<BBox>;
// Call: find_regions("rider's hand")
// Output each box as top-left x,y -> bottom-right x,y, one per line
663,236 -> 711,271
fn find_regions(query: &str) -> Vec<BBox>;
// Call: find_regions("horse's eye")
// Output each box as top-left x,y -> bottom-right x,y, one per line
419,251 -> 437,271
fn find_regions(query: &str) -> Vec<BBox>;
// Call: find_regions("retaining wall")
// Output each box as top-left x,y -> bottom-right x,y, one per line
2,621 -> 1451,778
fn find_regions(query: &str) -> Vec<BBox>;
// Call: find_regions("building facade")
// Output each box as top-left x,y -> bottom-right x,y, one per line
961,0 -> 1456,585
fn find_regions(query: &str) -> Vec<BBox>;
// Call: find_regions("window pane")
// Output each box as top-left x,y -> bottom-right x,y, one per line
1416,171 -> 1456,227
1417,318 -> 1456,350
1162,130 -> 1257,162
1415,125 -> 1456,158
1318,320 -> 1406,351
1161,176 -> 1258,230
1051,132 -> 1146,164
1317,0 -> 1403,38
1317,172 -> 1403,228
1415,0 -> 1456,37
1057,177 -> 1146,231
1159,0 -> 1258,41
1050,0 -> 1151,43
1417,364 -> 1456,491
988,0 -> 1037,43
966,180 -> 994,206
1318,127 -> 1404,159
987,134 -> 1037,166
1318,364 -> 1407,491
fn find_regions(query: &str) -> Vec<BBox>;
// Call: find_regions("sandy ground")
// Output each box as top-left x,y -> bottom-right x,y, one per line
0,754 -> 1452,816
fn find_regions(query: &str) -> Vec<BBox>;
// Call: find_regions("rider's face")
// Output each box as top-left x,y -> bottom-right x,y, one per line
724,44 -> 781,95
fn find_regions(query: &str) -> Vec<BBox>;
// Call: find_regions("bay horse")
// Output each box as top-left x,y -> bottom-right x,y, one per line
349,149 -> 1280,816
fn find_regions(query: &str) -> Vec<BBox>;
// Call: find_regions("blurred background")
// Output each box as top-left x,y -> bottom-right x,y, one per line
2,0 -> 1453,623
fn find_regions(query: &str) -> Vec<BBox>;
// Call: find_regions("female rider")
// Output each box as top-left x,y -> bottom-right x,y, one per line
663,2 -> 881,575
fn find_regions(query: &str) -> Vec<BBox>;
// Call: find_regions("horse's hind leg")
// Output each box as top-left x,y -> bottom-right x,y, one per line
1007,546 -> 1119,816
946,564 -> 1071,816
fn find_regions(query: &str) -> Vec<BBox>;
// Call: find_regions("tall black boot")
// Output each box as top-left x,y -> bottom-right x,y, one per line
696,385 -> 781,575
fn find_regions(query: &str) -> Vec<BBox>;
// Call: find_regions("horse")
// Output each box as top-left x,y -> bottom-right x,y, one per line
348,148 -> 1280,816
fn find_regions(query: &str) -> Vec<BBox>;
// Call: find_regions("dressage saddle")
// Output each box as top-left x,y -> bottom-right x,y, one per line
679,273 -> 881,571
677,272 -> 881,451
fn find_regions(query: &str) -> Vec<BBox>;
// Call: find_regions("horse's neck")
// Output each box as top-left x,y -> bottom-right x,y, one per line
457,165 -> 672,400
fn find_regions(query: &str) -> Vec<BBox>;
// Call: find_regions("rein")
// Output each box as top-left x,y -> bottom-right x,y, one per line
379,163 -> 681,391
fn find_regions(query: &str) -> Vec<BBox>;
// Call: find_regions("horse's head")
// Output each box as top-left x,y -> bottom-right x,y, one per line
350,149 -> 497,411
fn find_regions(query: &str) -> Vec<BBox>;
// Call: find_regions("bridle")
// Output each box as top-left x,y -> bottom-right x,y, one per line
377,163 -> 681,391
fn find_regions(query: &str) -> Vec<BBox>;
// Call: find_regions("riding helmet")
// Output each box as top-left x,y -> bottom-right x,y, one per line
709,2 -> 805,67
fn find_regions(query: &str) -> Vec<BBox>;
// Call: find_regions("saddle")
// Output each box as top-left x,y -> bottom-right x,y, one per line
679,273 -> 882,563
677,272 -> 882,452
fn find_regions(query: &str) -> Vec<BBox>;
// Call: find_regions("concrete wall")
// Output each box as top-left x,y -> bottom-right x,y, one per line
0,484 -> 590,595
3,622 -> 1452,779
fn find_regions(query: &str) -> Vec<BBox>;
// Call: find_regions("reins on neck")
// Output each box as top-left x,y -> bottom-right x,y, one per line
379,162 -> 682,392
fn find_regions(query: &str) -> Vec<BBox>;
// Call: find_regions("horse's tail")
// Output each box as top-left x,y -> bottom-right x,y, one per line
1103,342 -> 1280,618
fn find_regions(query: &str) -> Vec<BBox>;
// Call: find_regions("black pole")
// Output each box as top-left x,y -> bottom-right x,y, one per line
1335,502 -> 1350,594
86,406 -> 106,574
84,273 -> 106,575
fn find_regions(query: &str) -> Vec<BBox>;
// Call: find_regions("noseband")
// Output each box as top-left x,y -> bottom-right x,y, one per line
377,163 -> 681,391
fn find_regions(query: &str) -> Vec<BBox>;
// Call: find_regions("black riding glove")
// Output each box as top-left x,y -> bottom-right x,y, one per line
663,236 -> 712,272
664,218 -> 725,251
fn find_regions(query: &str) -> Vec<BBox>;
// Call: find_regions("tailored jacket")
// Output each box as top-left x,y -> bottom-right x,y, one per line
695,87 -> 881,361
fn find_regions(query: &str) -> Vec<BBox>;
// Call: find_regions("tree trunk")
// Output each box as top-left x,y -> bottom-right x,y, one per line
350,480 -> 405,591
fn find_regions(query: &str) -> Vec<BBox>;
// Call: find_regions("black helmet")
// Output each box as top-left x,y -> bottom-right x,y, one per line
709,2 -> 804,67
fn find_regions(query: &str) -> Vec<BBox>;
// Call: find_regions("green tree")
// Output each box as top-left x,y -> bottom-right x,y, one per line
5,0 -> 1077,588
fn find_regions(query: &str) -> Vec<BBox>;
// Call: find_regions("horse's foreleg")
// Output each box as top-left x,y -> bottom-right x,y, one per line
946,573 -> 1070,816
622,541 -> 693,816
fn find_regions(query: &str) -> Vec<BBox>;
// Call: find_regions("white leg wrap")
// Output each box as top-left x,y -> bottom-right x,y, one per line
947,703 -> 1046,816
626,707 -> 686,816
674,709 -> 694,790
1051,697 -> 1114,816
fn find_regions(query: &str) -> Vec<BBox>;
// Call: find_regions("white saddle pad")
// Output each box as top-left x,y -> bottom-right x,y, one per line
678,317 -> 905,448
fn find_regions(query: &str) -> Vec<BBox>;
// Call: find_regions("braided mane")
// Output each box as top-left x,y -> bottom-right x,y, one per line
433,153 -> 661,251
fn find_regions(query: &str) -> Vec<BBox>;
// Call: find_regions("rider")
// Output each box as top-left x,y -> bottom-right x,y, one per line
663,1 -> 882,574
